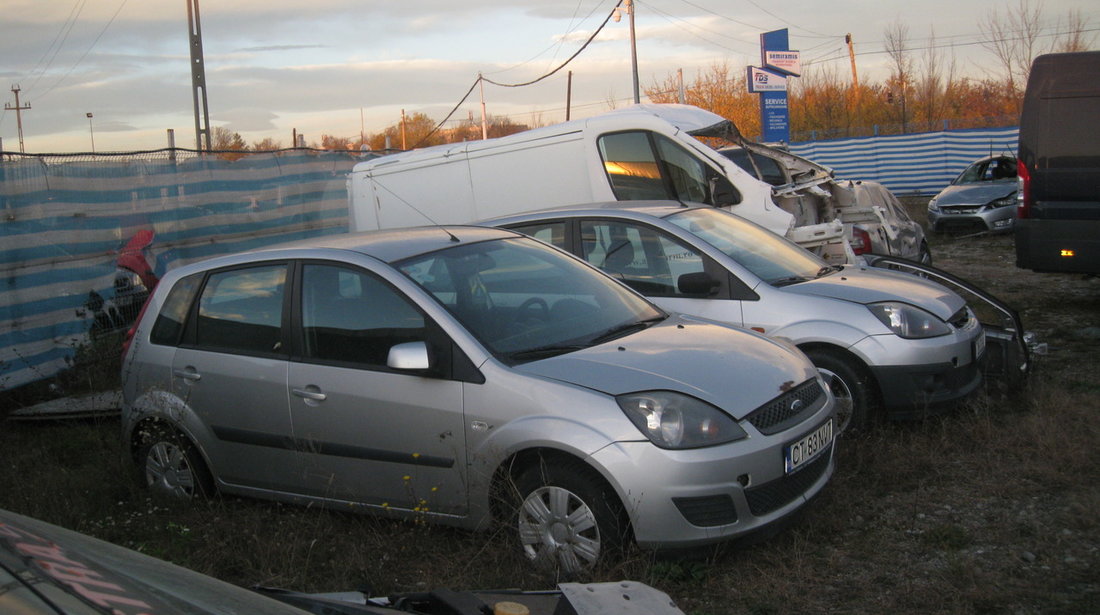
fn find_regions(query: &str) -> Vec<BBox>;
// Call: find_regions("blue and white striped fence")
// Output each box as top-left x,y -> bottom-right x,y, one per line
790,126 -> 1019,196
0,150 -> 360,391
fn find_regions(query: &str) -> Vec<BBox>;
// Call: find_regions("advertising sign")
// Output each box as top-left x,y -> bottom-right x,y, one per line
748,66 -> 788,93
765,50 -> 802,77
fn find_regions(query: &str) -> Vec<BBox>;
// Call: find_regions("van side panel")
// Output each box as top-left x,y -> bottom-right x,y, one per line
1015,51 -> 1100,274
465,130 -> 597,219
353,149 -> 478,230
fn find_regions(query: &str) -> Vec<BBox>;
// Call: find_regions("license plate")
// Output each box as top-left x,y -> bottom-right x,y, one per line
974,329 -> 986,359
784,419 -> 834,474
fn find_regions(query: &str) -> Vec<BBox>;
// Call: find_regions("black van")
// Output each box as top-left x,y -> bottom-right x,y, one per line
1015,51 -> 1100,274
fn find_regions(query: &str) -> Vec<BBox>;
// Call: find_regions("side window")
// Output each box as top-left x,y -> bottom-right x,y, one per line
150,273 -> 202,346
507,221 -> 567,250
598,132 -> 670,200
653,134 -> 709,202
300,264 -> 427,369
194,265 -> 287,355
580,220 -> 706,297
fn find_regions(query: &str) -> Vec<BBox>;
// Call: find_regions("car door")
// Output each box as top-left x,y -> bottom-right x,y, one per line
171,262 -> 299,492
286,261 -> 467,515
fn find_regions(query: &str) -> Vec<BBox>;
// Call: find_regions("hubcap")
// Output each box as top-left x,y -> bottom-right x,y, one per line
518,485 -> 601,574
818,367 -> 854,434
145,441 -> 197,500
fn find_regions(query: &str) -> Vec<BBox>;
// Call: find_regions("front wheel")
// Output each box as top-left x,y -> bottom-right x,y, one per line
514,457 -> 627,576
136,426 -> 214,501
805,349 -> 878,434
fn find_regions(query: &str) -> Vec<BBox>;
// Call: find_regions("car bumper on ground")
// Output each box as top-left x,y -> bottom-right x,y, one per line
870,357 -> 983,419
591,404 -> 835,549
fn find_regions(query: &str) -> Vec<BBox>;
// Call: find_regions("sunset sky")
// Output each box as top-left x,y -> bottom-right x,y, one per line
2,0 -> 1095,152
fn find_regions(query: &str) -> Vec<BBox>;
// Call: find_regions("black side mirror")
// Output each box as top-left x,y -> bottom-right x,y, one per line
709,176 -> 742,207
677,272 -> 720,297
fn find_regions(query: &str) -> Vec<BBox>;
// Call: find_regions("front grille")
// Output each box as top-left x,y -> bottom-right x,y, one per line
744,379 -> 825,436
745,446 -> 833,517
672,494 -> 738,527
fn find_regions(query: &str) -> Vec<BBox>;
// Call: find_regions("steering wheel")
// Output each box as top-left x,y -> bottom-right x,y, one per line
511,297 -> 551,328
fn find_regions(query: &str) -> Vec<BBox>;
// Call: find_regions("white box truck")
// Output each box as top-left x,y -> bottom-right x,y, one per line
347,104 -> 904,262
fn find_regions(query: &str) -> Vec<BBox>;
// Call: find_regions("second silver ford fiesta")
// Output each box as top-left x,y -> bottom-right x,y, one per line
120,226 -> 835,575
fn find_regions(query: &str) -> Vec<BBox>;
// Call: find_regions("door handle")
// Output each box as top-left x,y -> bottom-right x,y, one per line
173,368 -> 201,382
292,387 -> 327,402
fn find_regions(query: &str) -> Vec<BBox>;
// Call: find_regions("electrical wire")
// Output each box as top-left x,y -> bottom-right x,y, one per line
36,0 -> 130,102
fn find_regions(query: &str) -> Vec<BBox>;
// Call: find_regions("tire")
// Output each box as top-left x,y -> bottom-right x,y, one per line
804,348 -> 878,435
136,426 -> 214,501
513,457 -> 627,575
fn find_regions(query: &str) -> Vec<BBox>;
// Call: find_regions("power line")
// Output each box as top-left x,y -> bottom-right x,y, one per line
36,0 -> 130,101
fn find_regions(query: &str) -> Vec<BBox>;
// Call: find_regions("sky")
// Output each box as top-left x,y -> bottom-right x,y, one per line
2,0 -> 1096,153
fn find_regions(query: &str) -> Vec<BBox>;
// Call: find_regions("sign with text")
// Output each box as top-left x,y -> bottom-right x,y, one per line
765,50 -> 802,77
748,66 -> 788,92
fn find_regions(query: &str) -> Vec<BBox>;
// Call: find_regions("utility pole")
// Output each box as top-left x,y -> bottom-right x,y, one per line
186,0 -> 212,151
5,85 -> 31,153
627,0 -> 639,104
845,34 -> 860,103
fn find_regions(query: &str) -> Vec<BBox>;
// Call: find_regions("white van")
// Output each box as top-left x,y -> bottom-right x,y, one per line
348,104 -> 857,262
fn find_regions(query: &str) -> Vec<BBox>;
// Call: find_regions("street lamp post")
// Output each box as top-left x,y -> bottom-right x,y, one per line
86,112 -> 95,152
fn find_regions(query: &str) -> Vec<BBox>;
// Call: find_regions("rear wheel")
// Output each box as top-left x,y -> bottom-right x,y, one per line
136,426 -> 214,501
805,349 -> 877,434
513,457 -> 627,575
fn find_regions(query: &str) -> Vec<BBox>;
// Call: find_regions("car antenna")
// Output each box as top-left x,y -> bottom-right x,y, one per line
367,177 -> 460,242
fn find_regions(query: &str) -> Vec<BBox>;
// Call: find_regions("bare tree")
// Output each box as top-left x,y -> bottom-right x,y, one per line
1052,8 -> 1096,53
979,0 -> 1045,92
884,21 -> 914,132
915,27 -> 958,130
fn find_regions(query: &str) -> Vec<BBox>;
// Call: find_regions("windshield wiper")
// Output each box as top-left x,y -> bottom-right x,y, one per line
589,316 -> 665,345
507,344 -> 589,361
816,265 -> 843,277
769,276 -> 811,287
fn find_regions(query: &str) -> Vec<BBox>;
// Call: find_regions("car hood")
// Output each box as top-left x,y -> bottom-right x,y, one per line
934,182 -> 1016,206
782,266 -> 966,320
515,314 -> 818,420
0,509 -> 312,615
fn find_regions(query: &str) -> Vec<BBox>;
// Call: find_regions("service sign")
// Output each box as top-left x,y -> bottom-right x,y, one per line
765,50 -> 802,77
747,66 -> 788,92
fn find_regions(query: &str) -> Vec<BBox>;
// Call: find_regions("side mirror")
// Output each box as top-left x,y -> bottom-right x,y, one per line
677,272 -> 720,297
387,341 -> 431,371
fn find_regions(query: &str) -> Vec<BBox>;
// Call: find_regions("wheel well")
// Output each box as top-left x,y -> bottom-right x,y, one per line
798,343 -> 881,400
488,448 -> 624,525
129,418 -> 187,462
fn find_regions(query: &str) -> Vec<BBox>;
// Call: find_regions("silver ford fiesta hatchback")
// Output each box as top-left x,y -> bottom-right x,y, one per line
120,226 -> 836,574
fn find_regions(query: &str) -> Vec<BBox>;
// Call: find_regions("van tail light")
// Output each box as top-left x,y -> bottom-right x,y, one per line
850,226 -> 872,255
122,295 -> 153,363
1016,161 -> 1032,219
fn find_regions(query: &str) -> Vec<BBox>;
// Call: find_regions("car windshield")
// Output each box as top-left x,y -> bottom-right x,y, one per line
398,237 -> 665,362
954,158 -> 1017,184
665,208 -> 828,285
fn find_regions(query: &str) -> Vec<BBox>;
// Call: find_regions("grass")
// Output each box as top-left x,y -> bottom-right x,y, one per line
2,230 -> 1099,613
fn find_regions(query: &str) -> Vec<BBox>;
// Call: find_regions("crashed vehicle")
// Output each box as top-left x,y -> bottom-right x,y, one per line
347,104 -> 922,265
120,226 -> 836,575
718,144 -> 931,263
927,155 -> 1018,234
0,507 -> 685,615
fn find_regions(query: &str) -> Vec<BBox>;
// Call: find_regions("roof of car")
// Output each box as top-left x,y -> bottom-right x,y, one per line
480,200 -> 704,225
257,225 -> 519,262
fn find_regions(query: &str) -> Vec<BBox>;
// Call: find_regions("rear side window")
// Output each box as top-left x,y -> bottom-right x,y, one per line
194,265 -> 288,355
150,273 -> 202,346
508,221 -> 567,249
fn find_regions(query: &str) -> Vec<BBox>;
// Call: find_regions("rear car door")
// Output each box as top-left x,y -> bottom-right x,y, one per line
286,262 -> 468,514
171,263 -> 298,492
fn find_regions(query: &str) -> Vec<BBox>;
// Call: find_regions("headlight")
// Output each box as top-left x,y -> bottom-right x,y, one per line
617,391 -> 747,449
927,198 -> 939,212
868,302 -> 952,339
989,193 -> 1017,208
